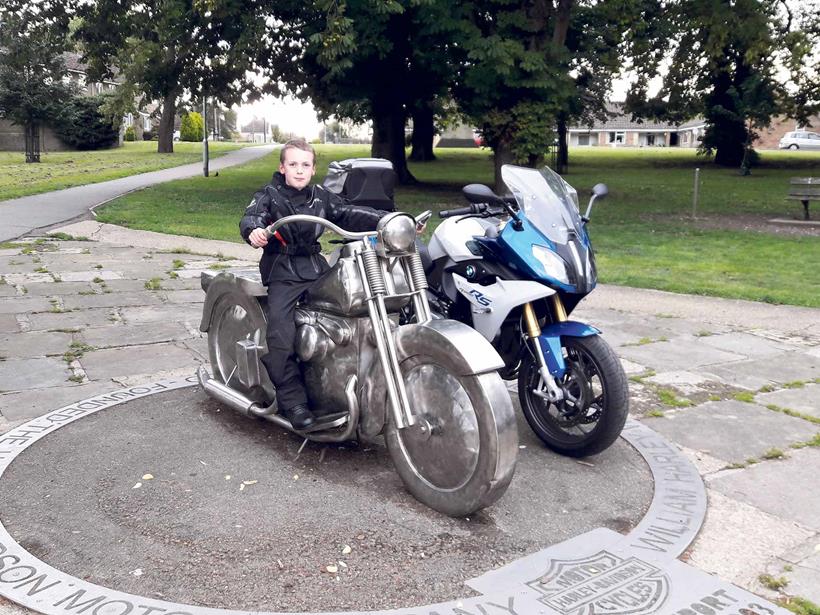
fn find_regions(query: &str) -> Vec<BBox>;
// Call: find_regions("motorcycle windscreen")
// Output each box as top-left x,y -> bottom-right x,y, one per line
501,165 -> 585,246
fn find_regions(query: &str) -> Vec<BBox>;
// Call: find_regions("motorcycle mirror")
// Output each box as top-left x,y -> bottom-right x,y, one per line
592,183 -> 608,198
583,183 -> 608,222
462,183 -> 500,204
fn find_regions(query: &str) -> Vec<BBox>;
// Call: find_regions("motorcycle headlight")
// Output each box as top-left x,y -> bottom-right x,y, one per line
532,245 -> 569,284
377,212 -> 417,255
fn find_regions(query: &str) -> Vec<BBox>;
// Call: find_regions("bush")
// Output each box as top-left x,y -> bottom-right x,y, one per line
180,112 -> 204,141
142,130 -> 155,141
53,94 -> 120,150
124,126 -> 136,141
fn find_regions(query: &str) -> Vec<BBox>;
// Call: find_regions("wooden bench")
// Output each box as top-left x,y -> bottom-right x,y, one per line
787,177 -> 820,220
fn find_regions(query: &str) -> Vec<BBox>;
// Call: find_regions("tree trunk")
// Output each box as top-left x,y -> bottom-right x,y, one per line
409,106 -> 436,162
157,94 -> 177,154
24,122 -> 40,163
556,113 -> 569,174
372,104 -> 416,184
493,141 -> 515,193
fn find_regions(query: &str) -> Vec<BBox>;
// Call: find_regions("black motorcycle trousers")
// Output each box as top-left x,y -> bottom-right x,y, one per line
260,278 -> 314,412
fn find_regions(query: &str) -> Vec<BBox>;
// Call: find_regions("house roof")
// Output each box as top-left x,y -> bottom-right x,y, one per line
63,51 -> 121,83
570,102 -> 704,132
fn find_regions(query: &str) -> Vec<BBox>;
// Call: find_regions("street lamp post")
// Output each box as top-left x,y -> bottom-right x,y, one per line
202,96 -> 209,177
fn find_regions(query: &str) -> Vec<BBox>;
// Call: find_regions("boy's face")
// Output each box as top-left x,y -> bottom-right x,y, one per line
279,147 -> 315,190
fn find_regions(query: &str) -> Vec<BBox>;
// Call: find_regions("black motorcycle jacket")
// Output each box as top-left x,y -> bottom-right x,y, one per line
240,171 -> 387,283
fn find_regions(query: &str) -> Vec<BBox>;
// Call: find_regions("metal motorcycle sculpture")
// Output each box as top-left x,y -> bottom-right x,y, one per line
197,212 -> 518,516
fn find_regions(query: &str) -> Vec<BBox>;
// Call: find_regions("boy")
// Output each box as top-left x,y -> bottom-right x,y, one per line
240,139 -> 386,430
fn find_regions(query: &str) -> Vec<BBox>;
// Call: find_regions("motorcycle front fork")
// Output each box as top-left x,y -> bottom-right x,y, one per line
523,296 -> 567,403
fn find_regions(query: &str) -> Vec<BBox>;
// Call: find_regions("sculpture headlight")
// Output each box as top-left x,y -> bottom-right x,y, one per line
377,212 -> 417,255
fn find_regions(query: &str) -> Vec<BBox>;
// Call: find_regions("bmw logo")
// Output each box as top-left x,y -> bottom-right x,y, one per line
465,265 -> 476,279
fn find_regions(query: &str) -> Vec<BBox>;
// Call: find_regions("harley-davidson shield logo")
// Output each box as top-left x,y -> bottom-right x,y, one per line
527,551 -> 670,615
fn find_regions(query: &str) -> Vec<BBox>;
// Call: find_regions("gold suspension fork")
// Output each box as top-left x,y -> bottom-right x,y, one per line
523,299 -> 564,402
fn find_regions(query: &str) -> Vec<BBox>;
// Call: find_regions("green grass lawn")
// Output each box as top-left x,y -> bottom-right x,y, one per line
96,144 -> 820,307
0,141 -> 248,201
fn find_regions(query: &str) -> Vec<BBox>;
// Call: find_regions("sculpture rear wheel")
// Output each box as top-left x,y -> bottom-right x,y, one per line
385,354 -> 517,517
206,291 -> 272,402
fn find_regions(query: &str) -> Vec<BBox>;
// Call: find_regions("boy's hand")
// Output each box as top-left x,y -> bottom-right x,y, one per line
249,228 -> 269,248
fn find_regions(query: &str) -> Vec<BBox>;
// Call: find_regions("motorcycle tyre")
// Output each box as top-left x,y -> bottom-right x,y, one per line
384,355 -> 517,517
518,335 -> 628,457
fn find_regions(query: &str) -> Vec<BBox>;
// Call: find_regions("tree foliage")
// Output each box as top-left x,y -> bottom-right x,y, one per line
0,0 -> 74,159
180,111 -> 205,141
54,94 -> 120,150
75,0 -> 267,153
627,0 -> 820,167
255,0 -> 460,183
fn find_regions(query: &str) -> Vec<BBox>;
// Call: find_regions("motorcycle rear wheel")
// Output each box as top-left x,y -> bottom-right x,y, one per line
518,335 -> 628,457
384,354 -> 517,517
206,290 -> 272,402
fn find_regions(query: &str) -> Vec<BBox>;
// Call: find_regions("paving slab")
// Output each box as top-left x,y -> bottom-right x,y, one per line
708,352 -> 820,390
698,331 -> 795,357
119,305 -> 202,326
774,537 -> 820,604
19,281 -> 95,296
61,290 -> 164,310
0,314 -> 19,333
643,400 -> 818,464
687,490 -> 814,588
0,296 -> 53,314
0,330 -> 74,358
55,221 -> 259,261
617,338 -> 747,371
0,284 -> 17,297
79,322 -> 197,349
645,370 -> 729,395
0,380 -> 116,421
756,384 -> 820,418
160,289 -> 205,304
57,269 -> 123,282
0,357 -> 72,392
79,342 -> 203,380
1,272 -> 56,285
27,307 -> 120,331
708,447 -> 820,530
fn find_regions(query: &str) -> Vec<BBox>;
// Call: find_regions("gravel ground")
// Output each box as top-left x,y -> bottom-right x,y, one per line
0,387 -> 652,612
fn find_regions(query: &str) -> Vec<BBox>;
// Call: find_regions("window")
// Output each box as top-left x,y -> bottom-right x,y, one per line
608,131 -> 625,144
578,134 -> 590,146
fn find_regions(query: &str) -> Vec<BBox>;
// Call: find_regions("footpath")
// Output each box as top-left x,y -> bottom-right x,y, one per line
0,144 -> 277,242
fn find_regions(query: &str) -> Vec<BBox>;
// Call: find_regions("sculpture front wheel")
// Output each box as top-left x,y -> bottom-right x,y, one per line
384,354 -> 518,517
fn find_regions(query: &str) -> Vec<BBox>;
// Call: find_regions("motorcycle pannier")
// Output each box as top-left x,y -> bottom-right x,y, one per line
323,158 -> 396,211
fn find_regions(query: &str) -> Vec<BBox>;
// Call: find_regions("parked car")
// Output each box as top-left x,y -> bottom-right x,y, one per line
173,130 -> 180,142
779,130 -> 820,150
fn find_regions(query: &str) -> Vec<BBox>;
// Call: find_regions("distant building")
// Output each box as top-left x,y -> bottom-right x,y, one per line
568,103 -> 706,148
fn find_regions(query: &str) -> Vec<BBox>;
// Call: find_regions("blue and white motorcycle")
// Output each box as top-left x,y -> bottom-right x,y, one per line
416,165 -> 629,457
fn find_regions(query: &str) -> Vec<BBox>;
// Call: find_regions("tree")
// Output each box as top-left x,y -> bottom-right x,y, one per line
258,0 -> 461,183
75,0 -> 268,153
54,94 -> 120,150
453,0 -> 575,188
180,111 -> 204,141
0,1 -> 74,162
627,0 -> 819,168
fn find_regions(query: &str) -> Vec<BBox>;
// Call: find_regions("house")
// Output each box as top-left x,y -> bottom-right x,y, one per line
0,51 -> 123,152
568,102 -> 706,148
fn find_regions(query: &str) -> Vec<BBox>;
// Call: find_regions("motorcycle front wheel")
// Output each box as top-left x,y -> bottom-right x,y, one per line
384,354 -> 517,517
518,335 -> 628,457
